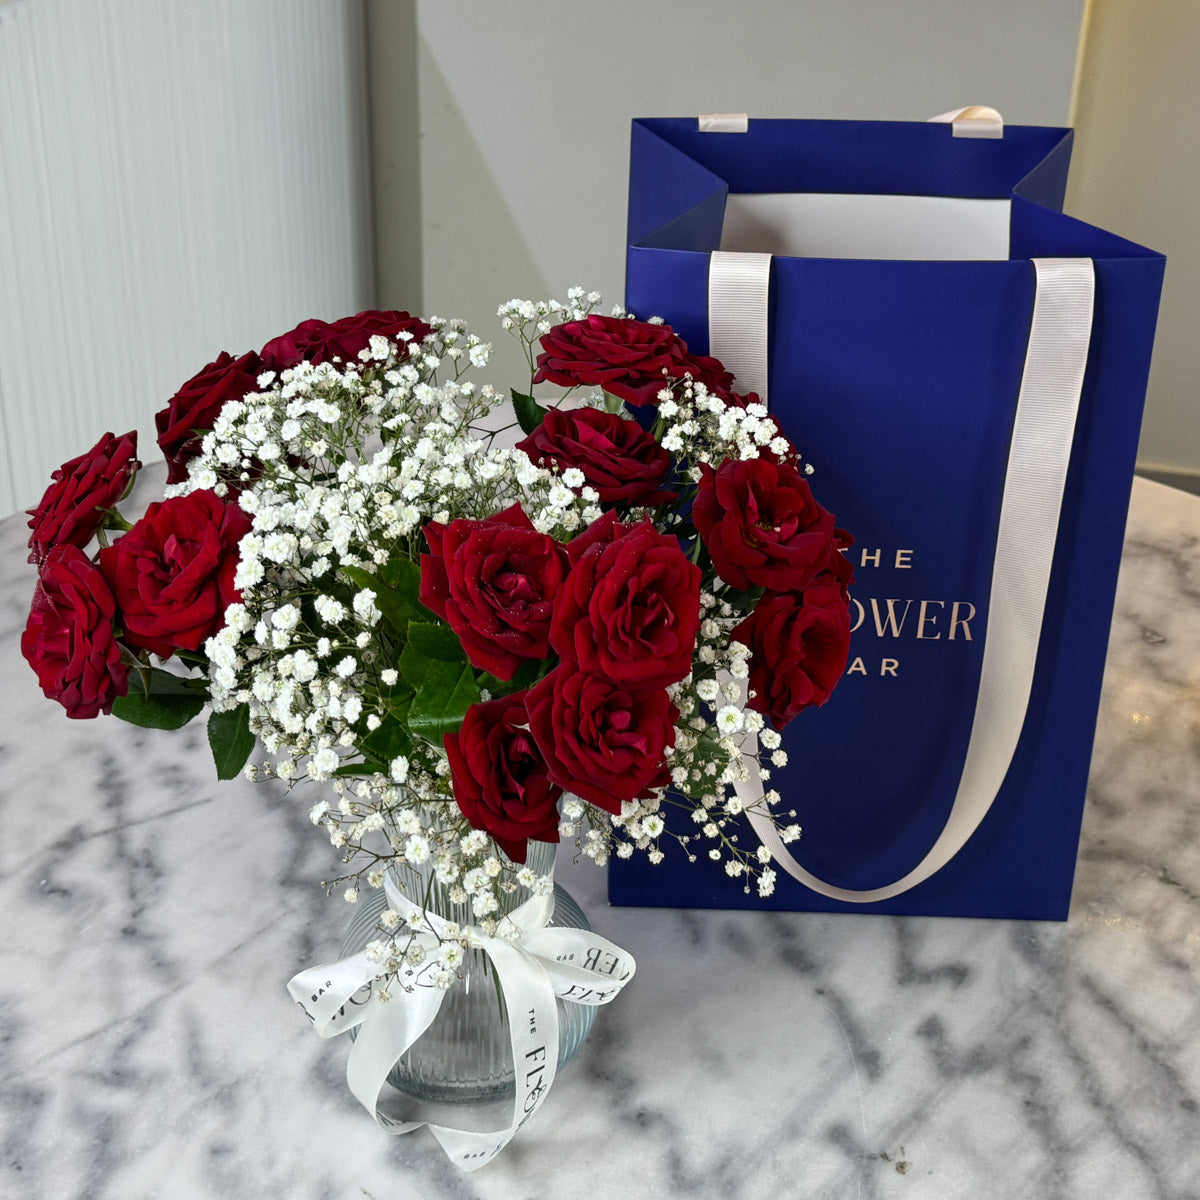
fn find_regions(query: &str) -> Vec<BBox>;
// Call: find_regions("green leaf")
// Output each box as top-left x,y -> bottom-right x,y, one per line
207,704 -> 256,781
379,553 -> 422,594
511,388 -> 550,436
145,668 -> 208,696
408,665 -> 481,741
334,762 -> 386,778
476,657 -> 545,696
399,621 -> 467,687
361,706 -> 415,765
112,690 -> 206,730
401,653 -> 470,698
341,562 -> 428,636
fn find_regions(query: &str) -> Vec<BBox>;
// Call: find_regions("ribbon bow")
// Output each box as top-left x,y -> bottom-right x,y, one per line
288,875 -> 635,1171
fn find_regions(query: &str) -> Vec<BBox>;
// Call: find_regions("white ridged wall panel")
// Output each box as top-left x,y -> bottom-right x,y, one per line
0,0 -> 372,517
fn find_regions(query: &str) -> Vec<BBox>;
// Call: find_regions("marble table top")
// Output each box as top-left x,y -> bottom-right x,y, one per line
1,475 -> 1197,1200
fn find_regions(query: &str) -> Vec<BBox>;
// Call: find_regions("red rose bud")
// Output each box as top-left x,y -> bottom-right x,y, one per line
26,430 -> 140,564
419,504 -> 568,681
731,580 -> 853,730
533,314 -> 732,408
21,545 -> 129,719
444,693 -> 562,863
526,665 -> 677,815
98,489 -> 251,659
156,351 -> 263,484
551,517 -> 700,690
693,457 -> 839,592
516,407 -> 676,507
260,310 -> 433,372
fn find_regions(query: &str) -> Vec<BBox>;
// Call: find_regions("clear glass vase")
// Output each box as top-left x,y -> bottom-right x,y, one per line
339,841 -> 596,1105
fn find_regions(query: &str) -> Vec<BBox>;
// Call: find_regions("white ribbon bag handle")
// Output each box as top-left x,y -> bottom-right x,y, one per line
707,250 -> 1095,903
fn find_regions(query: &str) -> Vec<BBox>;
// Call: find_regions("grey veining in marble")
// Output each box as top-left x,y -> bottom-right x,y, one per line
1,476 -> 1198,1199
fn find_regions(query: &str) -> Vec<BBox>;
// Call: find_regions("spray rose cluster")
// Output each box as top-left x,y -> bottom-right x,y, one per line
21,290 -> 852,977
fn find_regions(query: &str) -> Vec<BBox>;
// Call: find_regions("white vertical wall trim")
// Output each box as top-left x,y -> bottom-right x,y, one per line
0,0 -> 371,517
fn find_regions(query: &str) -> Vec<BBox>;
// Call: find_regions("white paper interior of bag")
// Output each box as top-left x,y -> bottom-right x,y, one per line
720,193 -> 1011,260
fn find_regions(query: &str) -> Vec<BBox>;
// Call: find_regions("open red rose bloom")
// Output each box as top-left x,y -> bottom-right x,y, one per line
97,490 -> 251,658
533,313 -> 732,407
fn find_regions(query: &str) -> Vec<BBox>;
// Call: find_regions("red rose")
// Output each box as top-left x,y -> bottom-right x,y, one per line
444,693 -> 562,863
515,407 -> 676,507
533,314 -> 733,407
156,351 -> 263,484
693,457 -> 839,592
260,310 -> 433,372
526,665 -> 677,815
98,489 -> 251,658
420,504 -> 567,681
21,545 -> 128,719
26,431 -> 140,564
731,578 -> 852,730
551,514 -> 700,689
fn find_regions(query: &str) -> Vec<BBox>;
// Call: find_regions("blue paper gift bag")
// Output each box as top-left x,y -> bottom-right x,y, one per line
609,112 -> 1165,919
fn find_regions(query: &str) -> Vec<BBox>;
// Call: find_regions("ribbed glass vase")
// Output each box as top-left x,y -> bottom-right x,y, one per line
339,841 -> 596,1104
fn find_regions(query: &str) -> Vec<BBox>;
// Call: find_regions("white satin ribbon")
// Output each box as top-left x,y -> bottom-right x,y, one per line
288,874 -> 636,1170
709,252 -> 772,400
711,256 -> 1095,901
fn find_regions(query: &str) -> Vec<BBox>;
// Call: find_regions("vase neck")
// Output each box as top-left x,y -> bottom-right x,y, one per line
386,839 -> 556,925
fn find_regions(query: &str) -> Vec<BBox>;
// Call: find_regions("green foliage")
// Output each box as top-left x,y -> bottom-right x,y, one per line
408,665 -> 481,741
511,388 -> 549,435
475,657 -> 546,697
142,667 -> 208,695
207,704 -> 255,780
341,559 -> 427,637
111,689 -> 206,730
361,705 -> 415,766
399,621 -> 468,688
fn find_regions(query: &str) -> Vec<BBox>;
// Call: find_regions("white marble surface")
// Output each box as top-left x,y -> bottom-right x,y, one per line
1,476 -> 1198,1200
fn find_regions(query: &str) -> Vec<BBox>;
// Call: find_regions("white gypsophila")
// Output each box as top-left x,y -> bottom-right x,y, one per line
716,706 -> 743,735
459,829 -> 490,856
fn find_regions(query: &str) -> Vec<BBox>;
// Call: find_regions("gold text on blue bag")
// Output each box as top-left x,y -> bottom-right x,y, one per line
844,544 -> 978,678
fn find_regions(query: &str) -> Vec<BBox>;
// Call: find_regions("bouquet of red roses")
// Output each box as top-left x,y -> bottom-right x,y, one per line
21,290 -> 852,924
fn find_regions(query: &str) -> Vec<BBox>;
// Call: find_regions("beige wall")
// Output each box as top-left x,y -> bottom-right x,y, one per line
1068,0 -> 1200,480
369,0 -> 1086,389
